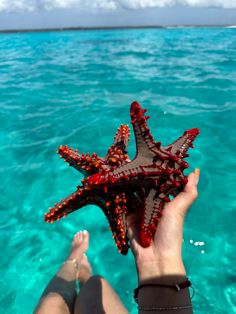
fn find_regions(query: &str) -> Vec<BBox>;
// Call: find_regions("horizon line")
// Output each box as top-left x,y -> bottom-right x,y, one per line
0,24 -> 235,34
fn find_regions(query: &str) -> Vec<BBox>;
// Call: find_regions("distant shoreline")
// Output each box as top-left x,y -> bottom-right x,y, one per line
0,25 -> 235,34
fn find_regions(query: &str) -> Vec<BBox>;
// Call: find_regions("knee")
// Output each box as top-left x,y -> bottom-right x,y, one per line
86,275 -> 112,293
35,293 -> 66,313
86,275 -> 104,286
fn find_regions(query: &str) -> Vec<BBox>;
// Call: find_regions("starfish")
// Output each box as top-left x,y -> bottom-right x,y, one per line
83,101 -> 199,247
44,101 -> 199,254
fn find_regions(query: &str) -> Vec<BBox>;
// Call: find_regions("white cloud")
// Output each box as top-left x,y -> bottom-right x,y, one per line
0,0 -> 235,13
119,0 -> 236,9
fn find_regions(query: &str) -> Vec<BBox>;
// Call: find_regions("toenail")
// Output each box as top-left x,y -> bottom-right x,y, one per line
74,231 -> 82,238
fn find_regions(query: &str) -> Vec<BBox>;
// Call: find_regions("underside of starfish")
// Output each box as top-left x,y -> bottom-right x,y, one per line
44,101 -> 199,254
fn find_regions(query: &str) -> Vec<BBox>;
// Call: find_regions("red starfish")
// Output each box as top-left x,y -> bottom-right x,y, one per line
84,102 -> 199,247
44,101 -> 199,253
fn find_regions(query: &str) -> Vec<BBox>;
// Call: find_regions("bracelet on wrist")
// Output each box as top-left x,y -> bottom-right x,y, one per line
134,278 -> 192,304
138,304 -> 192,311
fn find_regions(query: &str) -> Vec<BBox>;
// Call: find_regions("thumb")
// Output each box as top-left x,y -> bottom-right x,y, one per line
165,169 -> 200,218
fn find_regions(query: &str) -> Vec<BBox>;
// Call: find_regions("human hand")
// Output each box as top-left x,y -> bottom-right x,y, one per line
127,169 -> 200,284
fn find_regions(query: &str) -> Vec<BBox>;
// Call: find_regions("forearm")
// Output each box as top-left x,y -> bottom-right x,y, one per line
136,259 -> 193,314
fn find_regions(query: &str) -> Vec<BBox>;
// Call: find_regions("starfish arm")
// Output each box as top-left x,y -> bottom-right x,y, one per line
44,187 -> 88,222
44,185 -> 130,254
44,186 -> 120,223
58,145 -> 107,175
140,188 -> 165,247
130,101 -> 157,157
92,190 -> 131,254
99,191 -> 129,254
105,125 -> 130,167
106,204 -> 129,254
163,128 -> 200,157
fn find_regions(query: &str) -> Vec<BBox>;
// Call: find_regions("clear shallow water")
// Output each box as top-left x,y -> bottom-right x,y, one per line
0,28 -> 236,313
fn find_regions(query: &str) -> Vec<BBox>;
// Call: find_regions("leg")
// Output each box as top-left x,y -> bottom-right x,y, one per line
74,275 -> 129,314
34,230 -> 89,314
73,234 -> 128,314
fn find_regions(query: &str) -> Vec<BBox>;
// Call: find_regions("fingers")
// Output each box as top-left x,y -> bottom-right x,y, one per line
127,214 -> 137,240
127,213 -> 140,249
127,169 -> 200,240
165,168 -> 200,218
194,168 -> 200,185
182,168 -> 199,204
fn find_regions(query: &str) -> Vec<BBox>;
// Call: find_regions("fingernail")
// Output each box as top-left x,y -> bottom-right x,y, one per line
194,168 -> 200,185
83,230 -> 88,235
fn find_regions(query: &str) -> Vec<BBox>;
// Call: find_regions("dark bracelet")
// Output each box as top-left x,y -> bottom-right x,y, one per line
134,278 -> 192,303
138,304 -> 192,311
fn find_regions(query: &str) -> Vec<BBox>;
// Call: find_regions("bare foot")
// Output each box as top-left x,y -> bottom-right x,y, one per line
68,230 -> 89,261
67,230 -> 92,284
78,254 -> 92,285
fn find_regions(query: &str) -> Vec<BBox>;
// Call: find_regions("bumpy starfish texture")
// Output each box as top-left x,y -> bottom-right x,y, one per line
45,101 -> 199,254
45,125 -> 134,254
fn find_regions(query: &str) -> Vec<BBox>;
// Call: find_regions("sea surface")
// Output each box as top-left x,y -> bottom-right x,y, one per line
0,28 -> 235,313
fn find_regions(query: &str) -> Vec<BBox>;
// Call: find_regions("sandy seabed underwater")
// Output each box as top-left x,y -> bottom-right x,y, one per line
0,28 -> 236,313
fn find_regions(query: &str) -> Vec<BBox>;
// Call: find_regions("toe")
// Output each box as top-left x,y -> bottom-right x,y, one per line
73,231 -> 83,244
73,230 -> 89,254
82,230 -> 89,251
68,230 -> 90,263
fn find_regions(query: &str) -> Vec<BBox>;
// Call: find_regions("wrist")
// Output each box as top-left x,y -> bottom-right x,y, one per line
137,258 -> 186,284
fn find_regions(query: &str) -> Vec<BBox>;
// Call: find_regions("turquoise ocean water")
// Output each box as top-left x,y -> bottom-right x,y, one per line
0,28 -> 236,313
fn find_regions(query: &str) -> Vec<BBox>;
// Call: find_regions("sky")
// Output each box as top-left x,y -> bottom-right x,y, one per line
0,0 -> 236,30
